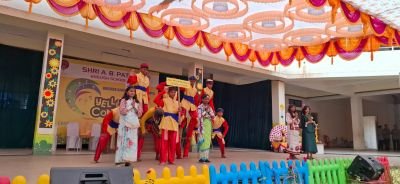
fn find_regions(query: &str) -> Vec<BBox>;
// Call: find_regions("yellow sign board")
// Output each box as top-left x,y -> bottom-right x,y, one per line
166,77 -> 190,88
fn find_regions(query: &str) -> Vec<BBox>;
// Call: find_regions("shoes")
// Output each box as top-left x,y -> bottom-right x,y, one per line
124,162 -> 131,167
198,159 -> 205,163
205,159 -> 211,163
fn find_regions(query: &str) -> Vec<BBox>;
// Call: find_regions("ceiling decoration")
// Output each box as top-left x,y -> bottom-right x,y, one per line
285,0 -> 332,23
160,8 -> 209,30
23,0 -> 400,68
191,0 -> 249,19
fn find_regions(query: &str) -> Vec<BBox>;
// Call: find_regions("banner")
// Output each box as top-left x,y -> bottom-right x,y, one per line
55,58 -> 159,141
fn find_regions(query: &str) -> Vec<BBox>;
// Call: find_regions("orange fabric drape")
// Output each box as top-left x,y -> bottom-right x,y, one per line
140,14 -> 164,30
79,3 -> 97,27
326,40 -> 337,65
328,0 -> 340,23
163,26 -> 175,47
248,50 -> 257,67
295,48 -> 305,68
223,42 -> 233,61
336,37 -> 363,52
304,44 -> 326,55
99,6 -> 126,22
196,32 -> 205,51
125,12 -> 140,40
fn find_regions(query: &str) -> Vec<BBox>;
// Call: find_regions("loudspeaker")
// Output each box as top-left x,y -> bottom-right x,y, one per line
50,167 -> 133,184
347,155 -> 384,181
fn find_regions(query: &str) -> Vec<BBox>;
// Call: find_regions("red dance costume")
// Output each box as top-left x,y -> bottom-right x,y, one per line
154,86 -> 183,159
213,116 -> 229,157
181,85 -> 199,158
94,109 -> 119,162
127,68 -> 150,161
154,91 -> 180,164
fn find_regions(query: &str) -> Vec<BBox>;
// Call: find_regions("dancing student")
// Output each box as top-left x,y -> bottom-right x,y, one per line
155,86 -> 180,165
200,79 -> 215,111
139,108 -> 164,160
300,106 -> 317,160
154,82 -> 183,159
197,94 -> 215,163
127,63 -> 150,161
94,108 -> 119,162
212,108 -> 229,158
115,86 -> 143,166
286,104 -> 301,160
181,76 -> 200,158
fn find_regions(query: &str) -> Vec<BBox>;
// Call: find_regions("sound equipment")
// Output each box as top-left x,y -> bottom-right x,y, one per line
50,167 -> 133,184
347,155 -> 384,181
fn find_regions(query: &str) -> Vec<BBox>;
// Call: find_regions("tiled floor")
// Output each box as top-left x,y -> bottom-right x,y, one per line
0,148 -> 399,183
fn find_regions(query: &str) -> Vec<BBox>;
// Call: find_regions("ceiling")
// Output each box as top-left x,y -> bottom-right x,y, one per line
342,0 -> 400,30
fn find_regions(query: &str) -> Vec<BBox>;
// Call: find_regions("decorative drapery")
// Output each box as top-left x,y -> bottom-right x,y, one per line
29,0 -> 400,67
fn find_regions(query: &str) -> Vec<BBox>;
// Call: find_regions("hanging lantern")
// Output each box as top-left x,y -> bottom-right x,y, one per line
160,8 -> 209,30
192,0 -> 248,19
283,28 -> 330,46
285,0 -> 331,23
210,24 -> 252,43
243,11 -> 294,34
249,38 -> 288,52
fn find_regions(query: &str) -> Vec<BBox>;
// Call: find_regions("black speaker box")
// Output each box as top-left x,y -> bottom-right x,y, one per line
347,155 -> 384,181
50,167 -> 133,184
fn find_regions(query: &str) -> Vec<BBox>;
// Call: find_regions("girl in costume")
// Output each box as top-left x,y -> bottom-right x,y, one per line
115,86 -> 142,166
286,104 -> 301,160
197,94 -> 215,163
301,106 -> 317,160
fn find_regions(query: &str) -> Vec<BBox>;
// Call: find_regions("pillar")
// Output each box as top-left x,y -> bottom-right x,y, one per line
350,96 -> 366,150
33,32 -> 64,155
271,81 -> 286,126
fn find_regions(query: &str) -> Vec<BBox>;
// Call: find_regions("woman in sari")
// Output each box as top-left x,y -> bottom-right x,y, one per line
197,94 -> 215,163
286,104 -> 301,159
301,106 -> 317,160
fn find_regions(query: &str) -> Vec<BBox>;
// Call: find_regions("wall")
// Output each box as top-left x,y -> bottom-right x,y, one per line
363,95 -> 397,128
308,98 -> 353,141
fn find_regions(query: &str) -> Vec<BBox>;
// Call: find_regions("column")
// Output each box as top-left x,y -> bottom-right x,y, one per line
33,32 -> 65,155
271,81 -> 286,126
350,96 -> 366,150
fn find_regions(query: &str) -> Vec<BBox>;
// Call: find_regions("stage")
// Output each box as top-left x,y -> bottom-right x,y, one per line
2,148 -> 400,182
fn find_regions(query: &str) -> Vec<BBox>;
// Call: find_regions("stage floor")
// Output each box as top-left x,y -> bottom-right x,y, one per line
0,148 -> 399,182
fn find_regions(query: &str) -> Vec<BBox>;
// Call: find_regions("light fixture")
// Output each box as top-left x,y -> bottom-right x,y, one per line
192,0 -> 248,19
283,28 -> 330,46
307,8 -> 325,16
213,2 -> 228,12
210,24 -> 252,43
244,11 -> 294,34
161,8 -> 209,30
